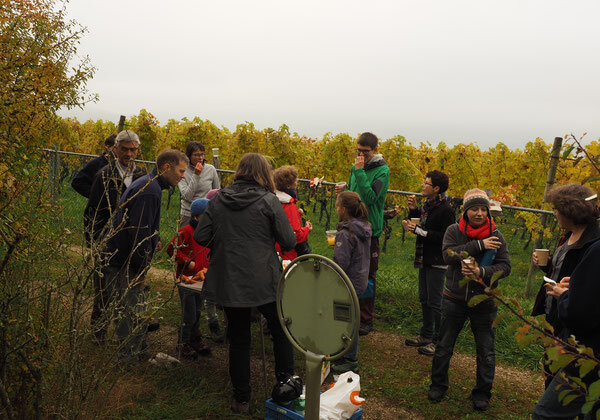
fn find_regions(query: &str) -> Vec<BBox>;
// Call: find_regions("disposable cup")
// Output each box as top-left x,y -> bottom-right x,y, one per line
410,218 -> 421,225
326,230 -> 337,246
535,249 -> 550,266
335,182 -> 347,189
462,258 -> 475,269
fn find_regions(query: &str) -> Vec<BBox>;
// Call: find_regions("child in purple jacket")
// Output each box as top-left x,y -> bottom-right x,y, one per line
331,191 -> 372,374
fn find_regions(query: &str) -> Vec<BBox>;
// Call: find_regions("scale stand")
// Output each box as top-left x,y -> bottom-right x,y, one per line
277,254 -> 360,420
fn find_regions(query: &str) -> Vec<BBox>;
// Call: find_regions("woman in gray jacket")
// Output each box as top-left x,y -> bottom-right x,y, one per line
179,141 -> 220,227
428,189 -> 511,412
194,153 -> 296,415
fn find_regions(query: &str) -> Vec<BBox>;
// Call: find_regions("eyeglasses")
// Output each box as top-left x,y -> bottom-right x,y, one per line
356,148 -> 372,155
191,152 -> 205,157
422,181 -> 434,187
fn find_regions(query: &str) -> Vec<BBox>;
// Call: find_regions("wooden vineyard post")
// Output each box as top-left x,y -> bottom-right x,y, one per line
524,137 -> 562,297
117,115 -> 126,133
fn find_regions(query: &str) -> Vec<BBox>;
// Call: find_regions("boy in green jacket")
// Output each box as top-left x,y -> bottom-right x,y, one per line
336,132 -> 390,335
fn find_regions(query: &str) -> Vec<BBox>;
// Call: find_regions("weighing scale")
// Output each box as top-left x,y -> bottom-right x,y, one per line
276,254 -> 360,420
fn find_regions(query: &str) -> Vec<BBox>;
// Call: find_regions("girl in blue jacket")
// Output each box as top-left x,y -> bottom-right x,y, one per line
331,191 -> 372,374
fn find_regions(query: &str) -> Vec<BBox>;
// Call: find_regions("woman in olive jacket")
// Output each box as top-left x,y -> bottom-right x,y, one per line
194,153 -> 296,415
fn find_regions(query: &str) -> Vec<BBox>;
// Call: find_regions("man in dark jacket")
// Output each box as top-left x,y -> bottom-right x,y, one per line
85,131 -> 145,341
532,238 -> 600,419
101,149 -> 188,363
402,170 -> 456,356
84,130 -> 145,246
335,132 -> 390,336
71,134 -> 116,198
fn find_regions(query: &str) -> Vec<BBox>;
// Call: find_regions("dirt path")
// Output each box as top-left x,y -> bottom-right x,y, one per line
143,267 -> 542,418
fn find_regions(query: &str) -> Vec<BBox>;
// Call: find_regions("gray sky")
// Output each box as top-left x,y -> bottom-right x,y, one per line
62,0 -> 600,148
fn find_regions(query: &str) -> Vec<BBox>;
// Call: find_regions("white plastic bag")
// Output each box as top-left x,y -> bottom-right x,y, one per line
319,371 -> 365,420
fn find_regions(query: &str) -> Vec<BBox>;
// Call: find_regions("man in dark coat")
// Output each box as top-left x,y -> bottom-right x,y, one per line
84,131 -> 145,246
101,149 -> 188,363
71,134 -> 116,198
85,130 -> 145,341
402,170 -> 456,356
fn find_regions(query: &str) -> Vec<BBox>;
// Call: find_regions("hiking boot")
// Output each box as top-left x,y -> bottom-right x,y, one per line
358,322 -> 373,336
428,387 -> 446,403
331,358 -> 359,374
147,321 -> 160,333
405,335 -> 432,347
179,343 -> 198,360
209,321 -> 225,343
231,398 -> 250,415
191,334 -> 212,356
472,397 -> 490,411
417,342 -> 436,356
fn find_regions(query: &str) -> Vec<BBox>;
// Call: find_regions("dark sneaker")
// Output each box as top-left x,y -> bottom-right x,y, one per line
405,335 -> 432,347
428,387 -> 446,403
209,321 -> 225,343
147,322 -> 160,333
472,398 -> 490,411
191,334 -> 212,356
358,322 -> 373,336
331,358 -> 359,374
179,343 -> 198,360
417,342 -> 436,356
231,398 -> 250,415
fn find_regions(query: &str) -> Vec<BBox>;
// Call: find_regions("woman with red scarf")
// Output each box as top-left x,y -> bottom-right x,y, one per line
427,189 -> 511,412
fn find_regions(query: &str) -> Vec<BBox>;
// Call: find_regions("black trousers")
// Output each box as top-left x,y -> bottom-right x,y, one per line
224,302 -> 294,402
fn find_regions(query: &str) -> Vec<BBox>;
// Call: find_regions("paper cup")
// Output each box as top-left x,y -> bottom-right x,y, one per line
462,258 -> 475,269
410,218 -> 421,225
326,230 -> 337,246
335,182 -> 347,189
535,249 -> 550,266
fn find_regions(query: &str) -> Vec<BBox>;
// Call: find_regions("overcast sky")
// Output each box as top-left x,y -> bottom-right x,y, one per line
62,0 -> 600,148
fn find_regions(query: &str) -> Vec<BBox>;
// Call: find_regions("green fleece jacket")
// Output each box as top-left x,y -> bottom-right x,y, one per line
347,154 -> 389,238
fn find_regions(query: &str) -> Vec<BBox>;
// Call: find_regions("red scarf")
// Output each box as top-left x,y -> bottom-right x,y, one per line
459,217 -> 495,239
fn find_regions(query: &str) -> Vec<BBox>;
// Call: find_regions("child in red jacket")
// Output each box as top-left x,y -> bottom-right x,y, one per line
273,166 -> 313,260
167,198 -> 222,359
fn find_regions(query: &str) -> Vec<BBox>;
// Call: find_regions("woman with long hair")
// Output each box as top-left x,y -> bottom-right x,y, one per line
194,153 -> 296,415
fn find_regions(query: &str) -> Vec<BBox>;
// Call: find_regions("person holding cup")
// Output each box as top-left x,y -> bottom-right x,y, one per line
530,184 -> 600,388
178,141 -> 221,227
401,170 -> 456,356
335,132 -> 389,336
428,188 -> 511,411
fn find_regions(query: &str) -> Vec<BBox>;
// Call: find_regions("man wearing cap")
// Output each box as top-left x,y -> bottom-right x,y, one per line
71,134 -> 117,198
84,130 -> 146,342
402,170 -> 456,356
335,132 -> 389,336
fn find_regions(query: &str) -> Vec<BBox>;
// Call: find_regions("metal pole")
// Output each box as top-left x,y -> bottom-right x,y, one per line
304,353 -> 324,420
524,137 -> 562,296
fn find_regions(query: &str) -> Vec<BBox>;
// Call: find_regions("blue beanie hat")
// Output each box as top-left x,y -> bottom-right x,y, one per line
190,198 -> 210,217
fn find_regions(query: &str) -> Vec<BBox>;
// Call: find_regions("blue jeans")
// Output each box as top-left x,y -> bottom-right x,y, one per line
430,297 -> 497,401
418,267 -> 445,343
102,265 -> 148,362
532,364 -> 598,419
